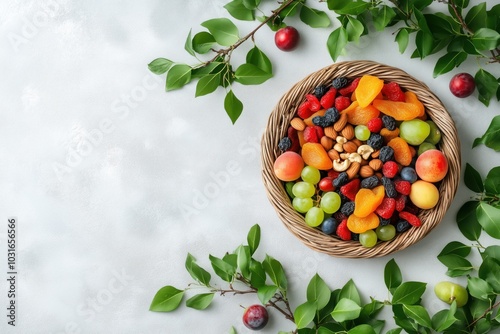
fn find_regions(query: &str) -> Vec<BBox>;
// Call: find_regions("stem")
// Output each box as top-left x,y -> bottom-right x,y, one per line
468,299 -> 500,330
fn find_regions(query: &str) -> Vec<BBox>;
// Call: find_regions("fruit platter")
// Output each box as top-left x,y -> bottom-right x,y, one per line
261,60 -> 461,258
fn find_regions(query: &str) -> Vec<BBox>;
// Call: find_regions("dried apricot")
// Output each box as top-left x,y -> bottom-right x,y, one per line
380,128 -> 400,143
372,99 -> 421,121
347,212 -> 380,233
301,142 -> 333,170
304,109 -> 327,126
343,102 -> 380,125
354,75 -> 384,108
353,185 -> 385,217
404,91 -> 425,117
387,137 -> 413,166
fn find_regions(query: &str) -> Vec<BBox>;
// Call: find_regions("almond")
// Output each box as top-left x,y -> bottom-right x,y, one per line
320,136 -> 334,151
352,138 -> 363,147
341,124 -> 355,140
290,117 -> 306,131
327,149 -> 340,161
324,126 -> 337,139
343,141 -> 358,153
346,161 -> 360,179
333,113 -> 348,132
359,165 -> 374,178
369,159 -> 383,171
371,149 -> 381,158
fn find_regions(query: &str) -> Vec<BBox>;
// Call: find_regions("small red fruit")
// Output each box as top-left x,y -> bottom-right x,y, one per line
242,304 -> 269,331
449,73 -> 475,98
275,26 -> 300,51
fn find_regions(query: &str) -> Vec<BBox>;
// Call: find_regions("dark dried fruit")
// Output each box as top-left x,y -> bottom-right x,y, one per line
381,177 -> 398,198
332,77 -> 348,89
360,175 -> 379,189
396,219 -> 411,233
379,146 -> 395,163
278,137 -> 292,152
367,133 -> 384,150
340,201 -> 355,216
333,172 -> 349,187
382,115 -> 396,131
314,84 -> 329,99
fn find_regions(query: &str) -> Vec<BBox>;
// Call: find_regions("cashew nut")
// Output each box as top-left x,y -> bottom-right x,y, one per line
340,152 -> 351,160
357,144 -> 375,160
333,142 -> 344,152
333,158 -> 351,172
336,136 -> 347,144
348,152 -> 362,164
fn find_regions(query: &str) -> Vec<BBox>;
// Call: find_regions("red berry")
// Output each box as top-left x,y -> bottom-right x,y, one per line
395,194 -> 407,212
339,77 -> 360,96
319,177 -> 335,192
394,179 -> 411,195
399,211 -> 422,227
367,118 -> 383,133
297,101 -> 314,119
242,304 -> 269,330
328,170 -> 340,179
287,126 -> 300,153
306,94 -> 321,112
382,82 -> 406,102
275,26 -> 300,52
314,125 -> 324,138
336,218 -> 351,241
303,126 -> 319,143
375,197 -> 396,219
340,179 -> 361,202
334,96 -> 351,111
320,87 -> 337,109
382,161 -> 399,178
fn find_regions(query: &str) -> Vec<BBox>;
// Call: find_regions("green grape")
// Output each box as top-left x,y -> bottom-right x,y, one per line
305,207 -> 324,227
354,125 -> 371,141
301,166 -> 321,184
359,230 -> 378,247
320,192 -> 341,214
425,120 -> 441,145
399,119 -> 430,145
292,181 -> 316,198
292,197 -> 313,213
375,224 -> 396,241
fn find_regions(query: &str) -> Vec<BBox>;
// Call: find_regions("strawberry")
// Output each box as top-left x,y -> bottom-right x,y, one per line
339,77 -> 360,96
399,211 -> 422,227
336,218 -> 351,240
320,87 -> 337,109
297,101 -> 314,119
303,126 -> 319,143
314,125 -> 324,138
375,197 -> 396,219
334,96 -> 351,111
382,82 -> 406,102
395,194 -> 407,212
287,126 -> 300,152
305,94 -> 321,112
340,179 -> 361,201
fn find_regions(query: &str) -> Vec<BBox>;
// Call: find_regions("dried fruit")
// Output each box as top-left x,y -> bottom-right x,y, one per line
399,211 -> 422,227
340,179 -> 361,201
380,127 -> 400,143
373,99 -> 422,121
335,96 -> 351,111
375,197 -> 396,219
394,179 -> 411,195
303,126 -> 319,143
320,87 -> 337,109
360,175 -> 380,189
298,101 -> 314,119
387,137 -> 413,166
301,142 -> 333,171
379,146 -> 395,162
354,185 -> 385,217
336,218 -> 351,240
305,94 -> 321,112
344,102 -> 381,125
367,117 -> 383,133
347,212 -> 380,233
338,77 -> 360,96
354,75 -> 384,108
382,82 -> 406,102
382,161 -> 399,178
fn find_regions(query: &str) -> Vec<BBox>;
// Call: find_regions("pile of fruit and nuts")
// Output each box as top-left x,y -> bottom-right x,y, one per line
273,75 -> 449,247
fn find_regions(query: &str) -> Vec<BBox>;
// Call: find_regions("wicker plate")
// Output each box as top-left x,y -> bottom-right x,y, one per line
261,60 -> 461,258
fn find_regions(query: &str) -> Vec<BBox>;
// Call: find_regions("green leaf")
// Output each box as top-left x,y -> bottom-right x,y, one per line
331,298 -> 362,322
279,0 -> 303,19
471,28 -> 500,51
392,282 -> 426,305
482,245 -> 500,261
185,293 -> 214,310
334,1 -> 370,15
473,115 -> 500,150
360,297 -> 384,319
149,286 -> 184,312
247,224 -> 260,255
403,304 -> 432,328
195,73 -> 221,97
294,301 -> 317,329
385,329 -> 402,334
346,16 -> 364,42
347,324 -> 376,334
327,27 -> 348,61
468,277 -> 494,300
433,51 -> 467,77
185,253 -> 211,286
384,259 -> 402,294
191,62 -> 224,78
415,30 -> 434,59
395,28 -> 410,53
224,90 -> 243,124
148,58 -> 174,75
166,64 -> 192,91
257,285 -> 278,304
262,255 -> 288,293
209,254 -> 236,282
184,29 -> 195,56
326,0 -> 351,11
438,254 -> 474,277
192,32 -> 216,54
229,326 -> 237,334
249,259 -> 266,288
479,257 -> 500,293
465,2 -> 487,33
234,63 -> 272,85
464,163 -> 484,193
201,18 -> 239,46
373,5 -> 396,31
438,241 -> 472,258
484,166 -> 500,195
477,202 -> 500,239
307,273 -> 331,310
224,0 -> 255,21
432,303 -> 457,332
475,68 -> 499,107
242,0 -> 259,10
246,46 -> 272,74
339,279 -> 361,306
457,200 -> 481,240
299,5 -> 331,28
236,245 -> 251,278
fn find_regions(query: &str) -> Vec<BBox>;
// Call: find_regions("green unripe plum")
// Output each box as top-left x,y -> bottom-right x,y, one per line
399,119 -> 430,145
425,120 -> 441,145
418,142 -> 436,156
434,281 -> 468,307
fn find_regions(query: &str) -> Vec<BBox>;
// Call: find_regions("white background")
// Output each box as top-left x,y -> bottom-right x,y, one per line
0,0 -> 499,333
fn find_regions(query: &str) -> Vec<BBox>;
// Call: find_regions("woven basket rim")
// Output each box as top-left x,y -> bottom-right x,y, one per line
261,60 -> 461,258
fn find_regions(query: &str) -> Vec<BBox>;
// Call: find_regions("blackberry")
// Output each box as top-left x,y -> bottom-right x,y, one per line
332,77 -> 348,89
360,175 -> 379,189
396,219 -> 411,233
278,137 -> 291,152
340,201 -> 355,216
381,177 -> 398,198
379,217 -> 391,226
379,146 -> 395,162
324,107 -> 340,123
382,115 -> 396,131
367,133 -> 384,150
314,84 -> 329,99
333,172 -> 349,187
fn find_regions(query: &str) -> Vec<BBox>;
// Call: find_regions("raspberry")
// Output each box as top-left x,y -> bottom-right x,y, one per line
336,218 -> 351,240
303,126 -> 319,143
379,146 -> 395,163
298,101 -> 314,119
360,175 -> 379,189
382,115 -> 396,131
367,118 -> 383,133
332,77 -> 348,89
306,94 -> 321,112
278,137 -> 291,152
320,87 -> 337,109
382,161 -> 399,178
395,194 -> 407,212
340,179 -> 360,201
333,172 -> 349,187
399,211 -> 422,227
314,84 -> 329,99
367,133 -> 384,150
339,77 -> 360,96
314,125 -> 324,138
375,197 -> 396,219
382,82 -> 406,102
334,96 -> 351,111
381,177 -> 398,198
394,179 -> 411,195
340,201 -> 355,216
287,126 -> 300,153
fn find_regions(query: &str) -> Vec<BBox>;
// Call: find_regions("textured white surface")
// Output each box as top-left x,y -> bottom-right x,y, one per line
0,0 -> 499,333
